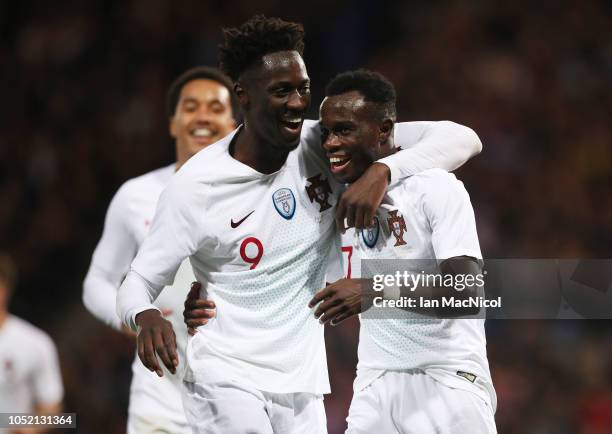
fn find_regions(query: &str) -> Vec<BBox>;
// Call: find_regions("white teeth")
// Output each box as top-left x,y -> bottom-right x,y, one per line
330,157 -> 348,163
192,128 -> 212,137
284,118 -> 302,124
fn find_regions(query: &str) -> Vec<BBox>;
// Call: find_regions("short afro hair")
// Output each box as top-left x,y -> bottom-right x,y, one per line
325,69 -> 397,119
166,66 -> 238,117
219,15 -> 305,81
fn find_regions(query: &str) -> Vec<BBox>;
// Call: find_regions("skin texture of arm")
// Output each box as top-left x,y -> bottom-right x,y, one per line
309,256 -> 483,323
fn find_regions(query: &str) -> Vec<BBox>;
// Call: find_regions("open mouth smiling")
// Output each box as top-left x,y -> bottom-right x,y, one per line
329,155 -> 351,173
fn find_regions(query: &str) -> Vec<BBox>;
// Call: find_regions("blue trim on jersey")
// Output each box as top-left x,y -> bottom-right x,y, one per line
362,216 -> 380,248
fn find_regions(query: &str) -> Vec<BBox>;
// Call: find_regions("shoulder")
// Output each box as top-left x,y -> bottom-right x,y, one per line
296,119 -> 331,170
398,169 -> 472,213
113,165 -> 174,204
404,168 -> 463,193
301,119 -> 321,139
173,128 -> 239,185
300,119 -> 323,147
6,316 -> 57,353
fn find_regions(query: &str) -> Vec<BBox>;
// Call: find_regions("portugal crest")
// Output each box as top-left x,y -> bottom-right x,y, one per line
272,188 -> 296,220
305,174 -> 332,212
386,210 -> 407,246
361,216 -> 380,248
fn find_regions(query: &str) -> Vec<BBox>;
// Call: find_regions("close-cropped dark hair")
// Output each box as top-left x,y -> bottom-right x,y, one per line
219,15 -> 305,81
166,66 -> 238,117
325,69 -> 397,119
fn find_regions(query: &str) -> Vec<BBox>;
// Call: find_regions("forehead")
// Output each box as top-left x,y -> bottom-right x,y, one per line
179,78 -> 231,102
320,91 -> 368,123
251,51 -> 308,82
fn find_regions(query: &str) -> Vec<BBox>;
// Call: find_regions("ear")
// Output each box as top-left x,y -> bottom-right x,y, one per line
379,118 -> 394,143
234,82 -> 249,109
169,116 -> 178,139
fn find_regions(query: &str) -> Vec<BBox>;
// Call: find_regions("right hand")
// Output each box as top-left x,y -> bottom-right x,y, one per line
135,309 -> 178,377
183,282 -> 216,336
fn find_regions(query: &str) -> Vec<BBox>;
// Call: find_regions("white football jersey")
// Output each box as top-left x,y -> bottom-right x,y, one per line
125,122 -> 342,394
118,120 -> 484,395
83,164 -> 191,426
0,315 -> 63,412
348,169 -> 496,410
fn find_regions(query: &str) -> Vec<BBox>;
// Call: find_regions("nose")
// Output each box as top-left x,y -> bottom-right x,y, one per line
287,90 -> 308,112
323,131 -> 340,152
194,105 -> 213,122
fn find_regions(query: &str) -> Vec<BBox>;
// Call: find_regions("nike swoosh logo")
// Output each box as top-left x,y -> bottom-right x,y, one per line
231,211 -> 255,228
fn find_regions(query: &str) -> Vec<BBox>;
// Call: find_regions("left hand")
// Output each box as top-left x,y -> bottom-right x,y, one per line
308,278 -> 373,325
183,282 -> 216,336
335,162 -> 390,232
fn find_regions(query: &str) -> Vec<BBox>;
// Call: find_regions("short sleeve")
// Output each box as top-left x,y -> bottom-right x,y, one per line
420,170 -> 482,262
32,333 -> 64,406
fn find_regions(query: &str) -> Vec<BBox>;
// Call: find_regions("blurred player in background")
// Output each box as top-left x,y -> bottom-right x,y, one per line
122,15 -> 484,433
0,252 -> 63,433
310,70 -> 496,433
82,67 -> 236,433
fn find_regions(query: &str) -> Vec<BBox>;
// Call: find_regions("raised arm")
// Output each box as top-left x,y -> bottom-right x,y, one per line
337,120 -> 482,230
83,184 -> 138,331
381,120 -> 481,182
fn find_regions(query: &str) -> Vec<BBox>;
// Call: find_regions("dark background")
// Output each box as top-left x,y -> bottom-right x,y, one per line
1,0 -> 611,432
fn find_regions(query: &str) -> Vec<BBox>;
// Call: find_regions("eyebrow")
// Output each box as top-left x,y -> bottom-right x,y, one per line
269,79 -> 310,87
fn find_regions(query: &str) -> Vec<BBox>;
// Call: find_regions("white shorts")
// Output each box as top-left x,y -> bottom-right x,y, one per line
346,370 -> 496,434
181,380 -> 327,434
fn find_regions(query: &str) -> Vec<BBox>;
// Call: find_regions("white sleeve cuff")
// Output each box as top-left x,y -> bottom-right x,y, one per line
117,271 -> 164,331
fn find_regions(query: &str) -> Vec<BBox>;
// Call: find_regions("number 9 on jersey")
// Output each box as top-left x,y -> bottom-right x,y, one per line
240,237 -> 264,270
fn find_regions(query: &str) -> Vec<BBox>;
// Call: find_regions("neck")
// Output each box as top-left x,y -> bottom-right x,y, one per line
0,309 -> 7,328
232,125 -> 291,174
175,149 -> 189,171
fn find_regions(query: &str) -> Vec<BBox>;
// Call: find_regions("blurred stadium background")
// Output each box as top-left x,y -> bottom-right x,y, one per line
1,0 -> 611,432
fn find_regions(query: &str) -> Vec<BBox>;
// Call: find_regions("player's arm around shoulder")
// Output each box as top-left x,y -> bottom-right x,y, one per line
336,121 -> 482,232
381,120 -> 482,183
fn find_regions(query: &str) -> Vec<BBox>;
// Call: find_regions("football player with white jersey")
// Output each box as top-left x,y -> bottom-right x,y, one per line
117,16 -> 483,434
0,253 -> 64,424
310,70 -> 497,433
82,67 -> 236,433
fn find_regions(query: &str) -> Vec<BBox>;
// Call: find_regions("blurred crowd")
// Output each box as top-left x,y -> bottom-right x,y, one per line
1,0 -> 611,433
